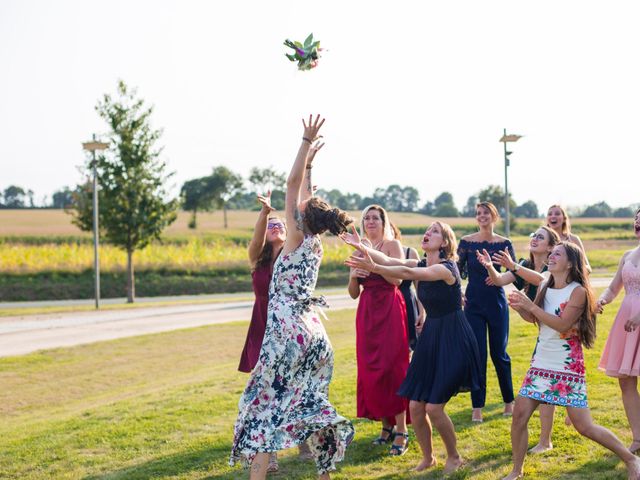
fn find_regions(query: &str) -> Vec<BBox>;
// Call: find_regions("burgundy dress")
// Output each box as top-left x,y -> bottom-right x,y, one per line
238,263 -> 271,373
356,273 -> 410,421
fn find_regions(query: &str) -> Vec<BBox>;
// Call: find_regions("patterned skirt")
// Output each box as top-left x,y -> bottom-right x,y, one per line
519,366 -> 588,408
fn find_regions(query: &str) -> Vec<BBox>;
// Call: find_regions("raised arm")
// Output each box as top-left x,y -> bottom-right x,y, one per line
283,115 -> 324,254
248,192 -> 274,266
492,247 -> 546,287
509,287 -> 588,334
380,239 -> 405,286
477,248 -> 515,287
339,226 -> 419,267
299,141 -> 324,205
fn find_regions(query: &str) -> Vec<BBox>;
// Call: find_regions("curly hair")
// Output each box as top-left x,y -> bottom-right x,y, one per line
304,197 -> 353,235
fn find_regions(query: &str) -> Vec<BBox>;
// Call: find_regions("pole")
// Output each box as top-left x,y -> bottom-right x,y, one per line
503,128 -> 510,238
92,134 -> 101,309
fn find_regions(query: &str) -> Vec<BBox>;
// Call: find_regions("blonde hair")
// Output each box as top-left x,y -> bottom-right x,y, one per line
432,221 -> 458,262
360,204 -> 394,241
547,204 -> 571,237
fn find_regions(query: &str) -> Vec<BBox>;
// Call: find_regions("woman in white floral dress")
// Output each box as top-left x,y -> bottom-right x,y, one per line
503,242 -> 640,480
230,115 -> 355,479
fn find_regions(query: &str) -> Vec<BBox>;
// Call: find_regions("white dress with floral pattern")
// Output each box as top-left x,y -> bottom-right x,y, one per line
229,234 -> 354,474
519,282 -> 588,408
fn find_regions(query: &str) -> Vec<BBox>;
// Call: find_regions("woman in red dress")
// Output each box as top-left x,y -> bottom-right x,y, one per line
347,204 -> 410,455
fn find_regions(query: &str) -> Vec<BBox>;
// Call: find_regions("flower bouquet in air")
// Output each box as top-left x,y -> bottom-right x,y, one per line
284,33 -> 322,71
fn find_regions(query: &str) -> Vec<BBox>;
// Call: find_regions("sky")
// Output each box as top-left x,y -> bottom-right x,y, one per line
1,0 -> 639,212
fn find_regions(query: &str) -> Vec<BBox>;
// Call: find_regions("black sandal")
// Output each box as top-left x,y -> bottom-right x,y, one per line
372,427 -> 395,445
389,432 -> 409,456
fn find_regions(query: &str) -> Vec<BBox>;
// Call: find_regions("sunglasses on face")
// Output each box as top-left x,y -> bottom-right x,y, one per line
529,233 -> 546,241
267,222 -> 285,230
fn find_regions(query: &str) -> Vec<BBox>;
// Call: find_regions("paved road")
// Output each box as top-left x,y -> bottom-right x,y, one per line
0,277 -> 612,358
0,294 -> 358,357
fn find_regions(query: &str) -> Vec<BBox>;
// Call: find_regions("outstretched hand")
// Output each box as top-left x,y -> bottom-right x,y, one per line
257,190 -> 274,214
476,248 -> 493,269
302,114 -> 325,143
307,140 -> 325,164
345,249 -> 376,273
508,290 -> 534,312
492,247 -> 516,271
339,225 -> 366,255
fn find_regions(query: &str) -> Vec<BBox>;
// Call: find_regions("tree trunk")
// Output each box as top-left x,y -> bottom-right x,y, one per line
126,248 -> 135,303
223,202 -> 228,229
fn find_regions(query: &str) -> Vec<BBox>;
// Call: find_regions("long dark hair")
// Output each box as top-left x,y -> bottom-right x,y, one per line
535,242 -> 596,348
523,226 -> 560,297
254,216 -> 284,271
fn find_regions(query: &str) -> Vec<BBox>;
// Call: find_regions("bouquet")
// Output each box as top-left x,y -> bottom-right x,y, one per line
284,33 -> 322,71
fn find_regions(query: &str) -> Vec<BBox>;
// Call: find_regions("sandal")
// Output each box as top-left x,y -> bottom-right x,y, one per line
372,427 -> 395,445
389,432 -> 409,456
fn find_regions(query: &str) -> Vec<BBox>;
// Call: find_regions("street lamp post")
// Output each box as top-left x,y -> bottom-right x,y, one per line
499,129 -> 522,238
82,135 -> 109,309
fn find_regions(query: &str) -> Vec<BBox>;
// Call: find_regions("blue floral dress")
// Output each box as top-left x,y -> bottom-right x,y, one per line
230,234 -> 354,474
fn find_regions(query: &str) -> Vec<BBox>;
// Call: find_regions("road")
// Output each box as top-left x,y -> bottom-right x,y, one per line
0,277 -> 612,358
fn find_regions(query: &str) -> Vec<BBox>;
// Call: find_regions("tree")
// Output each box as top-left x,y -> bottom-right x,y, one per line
181,176 -> 212,229
581,201 -> 612,218
420,201 -> 435,215
432,191 -> 459,217
461,194 -> 479,217
373,185 -> 420,212
2,185 -> 27,208
51,187 -> 74,209
477,185 -> 516,231
434,192 -> 454,208
71,80 -> 178,303
248,166 -> 285,210
514,200 -> 539,219
612,206 -> 634,218
209,166 -> 244,228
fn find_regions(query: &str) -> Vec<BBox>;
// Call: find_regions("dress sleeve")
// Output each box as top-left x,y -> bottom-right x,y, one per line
507,241 -> 516,267
456,239 -> 468,280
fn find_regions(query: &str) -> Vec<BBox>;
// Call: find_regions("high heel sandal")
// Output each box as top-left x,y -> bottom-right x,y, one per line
389,432 -> 409,456
372,427 -> 395,445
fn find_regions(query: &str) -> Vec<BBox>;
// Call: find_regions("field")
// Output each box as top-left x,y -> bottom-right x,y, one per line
0,294 -> 636,479
0,210 -> 637,302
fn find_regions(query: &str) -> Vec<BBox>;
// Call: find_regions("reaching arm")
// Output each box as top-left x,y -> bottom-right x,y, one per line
283,115 -> 325,254
380,239 -> 405,286
509,287 -> 587,333
248,192 -> 274,266
299,141 -> 324,205
598,251 -> 629,308
345,250 -> 454,283
339,226 -> 419,267
477,248 -> 516,287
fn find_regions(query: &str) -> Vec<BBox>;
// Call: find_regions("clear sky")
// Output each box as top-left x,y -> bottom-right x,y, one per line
1,0 -> 638,212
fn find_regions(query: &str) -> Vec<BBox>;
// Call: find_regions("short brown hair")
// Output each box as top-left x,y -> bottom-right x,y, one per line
476,201 -> 499,223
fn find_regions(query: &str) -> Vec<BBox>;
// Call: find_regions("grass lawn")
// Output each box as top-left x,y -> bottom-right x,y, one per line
0,295 -> 635,479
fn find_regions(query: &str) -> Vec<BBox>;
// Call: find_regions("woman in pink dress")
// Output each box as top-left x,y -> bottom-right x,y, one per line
347,205 -> 410,455
598,207 -> 640,455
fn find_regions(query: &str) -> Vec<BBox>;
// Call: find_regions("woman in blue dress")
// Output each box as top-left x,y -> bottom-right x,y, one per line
230,115 -> 354,479
457,201 -> 516,422
343,221 -> 482,475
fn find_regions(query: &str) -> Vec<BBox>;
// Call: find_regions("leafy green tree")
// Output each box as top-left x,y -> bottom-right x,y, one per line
181,177 -> 212,229
51,187 -> 74,209
581,201 -> 612,218
432,191 -> 459,217
612,206 -> 634,218
514,200 -> 539,219
477,185 -> 516,231
248,166 -> 285,210
461,194 -> 479,217
71,80 -> 178,303
434,192 -> 454,208
2,185 -> 27,208
209,166 -> 244,228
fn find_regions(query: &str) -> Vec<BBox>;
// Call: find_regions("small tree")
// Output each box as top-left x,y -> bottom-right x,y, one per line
52,187 -> 74,209
2,185 -> 27,208
71,81 -> 178,303
581,201 -> 612,218
514,200 -> 539,219
209,166 -> 244,228
181,176 -> 213,229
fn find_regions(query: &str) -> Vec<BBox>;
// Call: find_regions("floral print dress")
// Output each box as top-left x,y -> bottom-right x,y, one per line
230,234 -> 354,474
519,281 -> 588,408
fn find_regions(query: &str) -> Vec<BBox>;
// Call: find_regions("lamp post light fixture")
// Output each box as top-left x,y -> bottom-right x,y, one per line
499,129 -> 522,238
82,135 -> 109,309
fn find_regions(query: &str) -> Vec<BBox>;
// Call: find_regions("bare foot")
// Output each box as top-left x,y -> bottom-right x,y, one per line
528,442 -> 553,454
472,408 -> 483,423
414,456 -> 437,472
443,456 -> 464,475
626,456 -> 640,480
503,401 -> 515,416
502,471 -> 523,480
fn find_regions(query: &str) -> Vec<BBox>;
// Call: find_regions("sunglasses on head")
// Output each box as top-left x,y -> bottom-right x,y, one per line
267,222 -> 285,230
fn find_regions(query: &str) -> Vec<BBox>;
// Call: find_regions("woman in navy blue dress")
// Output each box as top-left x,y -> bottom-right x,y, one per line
343,221 -> 482,475
457,201 -> 516,422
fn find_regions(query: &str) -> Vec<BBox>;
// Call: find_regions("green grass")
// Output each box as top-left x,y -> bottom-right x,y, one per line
0,292 -> 635,479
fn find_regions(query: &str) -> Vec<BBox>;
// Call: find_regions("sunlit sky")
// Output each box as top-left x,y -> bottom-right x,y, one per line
1,0 -> 639,212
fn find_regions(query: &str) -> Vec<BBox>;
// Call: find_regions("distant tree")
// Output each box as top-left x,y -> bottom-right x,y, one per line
316,188 -> 344,207
248,166 -> 285,210
514,200 -> 539,219
434,192 -> 454,208
433,203 -> 459,217
612,206 -> 634,218
420,201 -> 435,215
71,80 -> 178,303
461,194 -> 479,217
2,185 -> 27,208
373,185 -> 420,212
209,166 -> 244,229
337,192 -> 362,211
181,176 -> 213,229
51,187 -> 74,209
581,201 -> 612,218
477,185 -> 516,230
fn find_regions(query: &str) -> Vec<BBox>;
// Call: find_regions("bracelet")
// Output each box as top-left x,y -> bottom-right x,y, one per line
302,137 -> 312,144
305,165 -> 313,169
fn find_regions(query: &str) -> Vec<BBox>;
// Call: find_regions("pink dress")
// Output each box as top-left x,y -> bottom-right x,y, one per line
599,260 -> 640,377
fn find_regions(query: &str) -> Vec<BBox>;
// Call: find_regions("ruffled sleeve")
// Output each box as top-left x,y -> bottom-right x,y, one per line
457,239 -> 469,280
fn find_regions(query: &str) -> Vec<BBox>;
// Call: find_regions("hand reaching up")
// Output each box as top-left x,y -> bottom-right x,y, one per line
257,190 -> 274,214
476,248 -> 493,269
345,249 -> 377,273
492,247 -> 516,271
339,225 -> 365,252
302,114 -> 325,144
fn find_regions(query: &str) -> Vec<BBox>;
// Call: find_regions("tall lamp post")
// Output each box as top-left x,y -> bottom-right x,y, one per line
82,135 -> 109,309
499,129 -> 522,238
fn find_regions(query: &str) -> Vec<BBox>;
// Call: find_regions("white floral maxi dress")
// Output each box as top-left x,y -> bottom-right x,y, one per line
518,282 -> 588,408
230,234 -> 354,474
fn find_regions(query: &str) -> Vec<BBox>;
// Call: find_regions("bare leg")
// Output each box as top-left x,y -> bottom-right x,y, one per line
472,407 -> 483,422
318,473 -> 330,480
409,400 -> 436,471
529,404 -> 554,453
390,411 -> 408,450
620,377 -> 640,453
502,397 -> 540,480
250,452 -> 269,480
425,402 -> 463,474
567,407 -> 640,478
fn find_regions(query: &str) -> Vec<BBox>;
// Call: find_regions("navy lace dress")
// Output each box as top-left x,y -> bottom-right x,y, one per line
398,260 -> 483,404
457,238 -> 515,408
